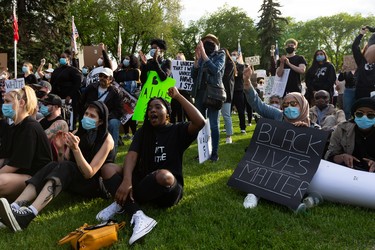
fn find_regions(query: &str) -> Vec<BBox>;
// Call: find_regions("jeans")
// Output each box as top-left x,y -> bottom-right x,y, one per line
343,88 -> 356,120
108,118 -> 121,155
194,90 -> 220,156
221,102 -> 233,136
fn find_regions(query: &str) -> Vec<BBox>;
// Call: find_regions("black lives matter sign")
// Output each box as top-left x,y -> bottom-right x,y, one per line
228,118 -> 329,210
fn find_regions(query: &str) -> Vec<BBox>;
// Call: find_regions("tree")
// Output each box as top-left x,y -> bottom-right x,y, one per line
256,0 -> 287,71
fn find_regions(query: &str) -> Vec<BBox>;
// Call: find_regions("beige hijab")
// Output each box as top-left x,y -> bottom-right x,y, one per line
282,92 -> 310,125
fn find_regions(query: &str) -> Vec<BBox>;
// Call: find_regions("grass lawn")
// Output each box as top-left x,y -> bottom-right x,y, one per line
1,114 -> 375,249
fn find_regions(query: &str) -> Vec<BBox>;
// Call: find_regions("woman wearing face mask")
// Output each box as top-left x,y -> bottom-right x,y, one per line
325,97 -> 375,172
0,101 -> 115,232
305,49 -> 336,106
22,62 -> 38,85
0,86 -> 52,201
191,34 -> 226,162
241,66 -> 320,209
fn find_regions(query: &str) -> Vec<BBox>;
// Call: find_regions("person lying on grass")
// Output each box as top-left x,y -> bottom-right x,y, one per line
242,65 -> 321,212
0,101 -> 115,232
96,87 -> 205,245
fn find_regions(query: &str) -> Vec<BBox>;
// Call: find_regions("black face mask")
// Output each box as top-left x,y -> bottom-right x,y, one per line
204,41 -> 216,55
286,47 -> 295,54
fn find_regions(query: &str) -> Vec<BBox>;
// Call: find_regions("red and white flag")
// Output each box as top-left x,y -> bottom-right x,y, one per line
13,13 -> 19,42
71,16 -> 79,53
117,25 -> 122,62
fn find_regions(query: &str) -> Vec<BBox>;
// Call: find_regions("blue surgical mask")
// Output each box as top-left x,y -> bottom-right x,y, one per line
81,116 -> 97,130
316,55 -> 325,62
354,116 -> 375,129
82,68 -> 88,75
149,49 -> 156,58
283,106 -> 300,119
40,104 -> 50,117
22,66 -> 28,73
59,58 -> 67,65
2,103 -> 15,119
123,59 -> 130,67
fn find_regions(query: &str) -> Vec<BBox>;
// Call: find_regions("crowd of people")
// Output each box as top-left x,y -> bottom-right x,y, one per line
0,24 -> 374,245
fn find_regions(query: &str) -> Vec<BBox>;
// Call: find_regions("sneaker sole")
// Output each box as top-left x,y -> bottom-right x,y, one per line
0,198 -> 22,232
129,219 -> 157,245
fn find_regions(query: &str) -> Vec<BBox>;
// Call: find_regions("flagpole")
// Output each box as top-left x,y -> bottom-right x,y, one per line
13,0 -> 17,78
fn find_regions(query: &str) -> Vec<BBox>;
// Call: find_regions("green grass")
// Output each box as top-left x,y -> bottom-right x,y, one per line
1,115 -> 375,249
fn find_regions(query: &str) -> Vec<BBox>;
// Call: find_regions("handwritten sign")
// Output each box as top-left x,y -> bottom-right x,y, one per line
227,118 -> 329,210
197,119 -> 212,163
271,69 -> 290,97
171,60 -> 194,91
5,78 -> 25,93
132,71 -> 176,121
245,56 -> 260,66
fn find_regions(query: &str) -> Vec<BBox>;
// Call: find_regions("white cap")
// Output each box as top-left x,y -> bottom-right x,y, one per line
99,67 -> 113,77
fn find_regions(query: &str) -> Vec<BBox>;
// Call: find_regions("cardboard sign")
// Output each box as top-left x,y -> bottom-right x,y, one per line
171,60 -> 194,91
197,119 -> 212,163
5,78 -> 25,93
113,82 -> 138,125
343,55 -> 357,71
0,53 -> 7,70
227,118 -> 329,210
132,71 -> 176,121
83,45 -> 104,68
245,56 -> 260,66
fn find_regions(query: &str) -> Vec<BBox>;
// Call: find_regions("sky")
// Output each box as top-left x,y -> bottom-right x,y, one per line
180,0 -> 375,25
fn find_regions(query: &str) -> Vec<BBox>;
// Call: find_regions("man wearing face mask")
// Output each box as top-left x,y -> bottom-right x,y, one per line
50,52 -> 82,131
276,38 -> 307,96
326,97 -> 375,172
309,90 -> 345,132
139,38 -> 171,85
191,34 -> 226,162
80,67 -> 123,157
38,94 -> 69,161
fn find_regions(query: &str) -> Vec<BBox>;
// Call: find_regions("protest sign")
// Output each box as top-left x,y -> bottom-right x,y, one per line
5,78 -> 25,93
171,60 -> 194,91
270,68 -> 290,97
227,118 -> 329,210
112,82 -> 138,125
197,119 -> 212,163
85,66 -> 103,86
132,71 -> 176,121
245,56 -> 260,66
83,45 -> 104,68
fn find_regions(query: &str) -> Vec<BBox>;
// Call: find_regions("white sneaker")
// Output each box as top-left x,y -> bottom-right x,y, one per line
129,210 -> 157,245
243,193 -> 259,209
226,137 -> 232,144
96,202 -> 123,222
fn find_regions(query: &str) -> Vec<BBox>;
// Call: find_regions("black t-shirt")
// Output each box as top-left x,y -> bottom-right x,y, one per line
129,122 -> 197,186
24,74 -> 38,85
2,116 -> 52,175
277,55 -> 307,94
39,116 -> 64,130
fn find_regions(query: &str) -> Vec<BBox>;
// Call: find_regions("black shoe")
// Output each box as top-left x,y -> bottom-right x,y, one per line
210,154 -> 219,162
0,198 -> 35,232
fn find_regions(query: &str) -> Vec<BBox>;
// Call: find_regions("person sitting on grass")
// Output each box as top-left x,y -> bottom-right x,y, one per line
325,97 -> 375,172
95,87 -> 205,245
0,101 -> 115,232
242,65 -> 321,211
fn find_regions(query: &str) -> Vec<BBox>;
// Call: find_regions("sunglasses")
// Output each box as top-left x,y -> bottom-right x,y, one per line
282,101 -> 298,108
270,101 -> 280,104
354,111 -> 375,120
315,95 -> 329,100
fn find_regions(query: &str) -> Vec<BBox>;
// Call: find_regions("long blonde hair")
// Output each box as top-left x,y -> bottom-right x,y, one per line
7,85 -> 38,121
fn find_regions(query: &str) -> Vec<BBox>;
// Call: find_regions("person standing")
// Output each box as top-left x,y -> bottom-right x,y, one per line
191,34 -> 225,161
305,49 -> 337,106
276,38 -> 307,95
50,52 -> 82,131
22,62 -> 38,85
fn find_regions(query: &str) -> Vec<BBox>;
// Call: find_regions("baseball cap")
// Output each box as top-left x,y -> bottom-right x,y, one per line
32,80 -> 52,92
99,67 -> 113,77
40,94 -> 62,107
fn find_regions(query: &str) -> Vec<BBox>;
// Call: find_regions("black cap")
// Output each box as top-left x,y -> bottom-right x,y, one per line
351,97 -> 375,115
40,94 -> 62,107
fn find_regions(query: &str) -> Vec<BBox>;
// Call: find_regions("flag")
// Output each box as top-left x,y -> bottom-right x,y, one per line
117,25 -> 122,61
71,16 -> 79,53
275,40 -> 279,62
13,13 -> 19,42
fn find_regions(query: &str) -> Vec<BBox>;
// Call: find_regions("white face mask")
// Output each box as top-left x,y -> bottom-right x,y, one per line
231,56 -> 237,62
270,103 -> 280,109
97,58 -> 103,66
